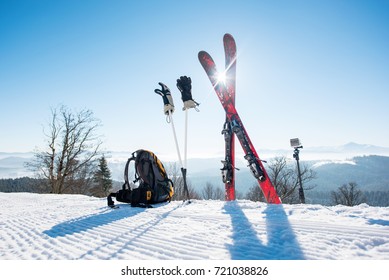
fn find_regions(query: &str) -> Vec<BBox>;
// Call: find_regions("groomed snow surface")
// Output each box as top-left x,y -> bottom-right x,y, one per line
1,192 -> 389,260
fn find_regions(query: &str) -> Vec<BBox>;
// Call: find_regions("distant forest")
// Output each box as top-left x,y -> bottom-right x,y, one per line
305,190 -> 389,207
1,177 -> 389,207
0,177 -> 49,193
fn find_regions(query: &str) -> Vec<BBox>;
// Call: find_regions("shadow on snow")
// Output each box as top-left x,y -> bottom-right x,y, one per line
368,218 -> 389,227
43,203 -> 179,259
43,204 -> 146,238
223,201 -> 305,260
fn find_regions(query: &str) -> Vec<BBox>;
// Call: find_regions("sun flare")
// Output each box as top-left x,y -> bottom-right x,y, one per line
217,71 -> 227,84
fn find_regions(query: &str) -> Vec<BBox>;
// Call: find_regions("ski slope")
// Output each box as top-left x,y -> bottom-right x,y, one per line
1,192 -> 389,260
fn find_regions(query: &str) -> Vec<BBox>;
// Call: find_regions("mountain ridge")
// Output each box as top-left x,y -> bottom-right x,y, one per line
1,143 -> 389,193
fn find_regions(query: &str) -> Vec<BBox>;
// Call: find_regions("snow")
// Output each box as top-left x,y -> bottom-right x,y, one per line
1,192 -> 389,261
312,159 -> 357,168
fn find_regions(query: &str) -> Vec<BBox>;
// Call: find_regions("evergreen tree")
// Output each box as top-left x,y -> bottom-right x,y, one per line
93,155 -> 112,197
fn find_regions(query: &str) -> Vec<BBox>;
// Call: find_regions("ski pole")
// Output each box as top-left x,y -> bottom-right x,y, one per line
177,76 -> 199,201
184,108 -> 188,169
182,108 -> 190,200
155,82 -> 182,166
155,82 -> 190,202
169,109 -> 190,202
167,110 -> 183,169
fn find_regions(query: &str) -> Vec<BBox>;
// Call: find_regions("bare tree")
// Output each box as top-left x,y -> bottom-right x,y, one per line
234,190 -> 244,200
265,156 -> 316,203
202,182 -> 224,200
331,182 -> 366,206
166,162 -> 200,200
246,183 -> 265,202
27,106 -> 103,194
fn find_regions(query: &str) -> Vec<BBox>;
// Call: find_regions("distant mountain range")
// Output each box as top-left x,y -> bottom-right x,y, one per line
309,155 -> 389,191
0,153 -> 34,179
1,143 -> 389,193
185,155 -> 389,194
246,142 -> 389,160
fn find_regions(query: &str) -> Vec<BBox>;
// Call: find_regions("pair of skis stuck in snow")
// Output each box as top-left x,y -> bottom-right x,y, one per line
156,34 -> 281,204
155,76 -> 199,203
198,34 -> 281,204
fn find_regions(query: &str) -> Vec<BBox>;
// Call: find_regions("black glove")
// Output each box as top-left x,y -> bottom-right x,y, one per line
176,76 -> 192,102
155,82 -> 174,115
177,76 -> 199,110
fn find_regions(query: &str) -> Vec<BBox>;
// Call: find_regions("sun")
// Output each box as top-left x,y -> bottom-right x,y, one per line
217,71 -> 227,85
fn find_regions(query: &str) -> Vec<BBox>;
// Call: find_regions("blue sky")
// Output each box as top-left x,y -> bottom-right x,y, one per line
1,0 -> 388,160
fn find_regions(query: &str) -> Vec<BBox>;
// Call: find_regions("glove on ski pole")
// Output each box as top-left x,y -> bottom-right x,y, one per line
155,82 -> 175,115
176,76 -> 199,111
154,82 -> 190,202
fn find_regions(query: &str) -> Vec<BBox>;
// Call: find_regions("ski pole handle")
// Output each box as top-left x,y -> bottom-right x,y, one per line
176,76 -> 199,111
155,82 -> 175,115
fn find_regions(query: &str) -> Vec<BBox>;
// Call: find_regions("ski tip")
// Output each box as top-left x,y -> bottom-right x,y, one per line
198,50 -> 208,59
223,33 -> 235,41
224,33 -> 233,39
198,51 -> 215,67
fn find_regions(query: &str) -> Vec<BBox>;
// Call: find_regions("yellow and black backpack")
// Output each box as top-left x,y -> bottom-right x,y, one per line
107,149 -> 174,208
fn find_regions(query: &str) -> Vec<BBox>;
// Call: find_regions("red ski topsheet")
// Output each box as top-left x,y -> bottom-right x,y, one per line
223,33 -> 237,201
198,48 -> 281,204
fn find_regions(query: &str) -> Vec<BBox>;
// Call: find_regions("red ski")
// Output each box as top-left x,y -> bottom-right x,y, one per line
198,36 -> 281,204
222,34 -> 236,201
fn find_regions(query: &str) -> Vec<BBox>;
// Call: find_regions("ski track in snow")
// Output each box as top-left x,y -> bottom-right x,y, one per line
1,193 -> 389,260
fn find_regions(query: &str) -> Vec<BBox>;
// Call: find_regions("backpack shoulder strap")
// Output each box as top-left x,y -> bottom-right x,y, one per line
123,151 -> 137,190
